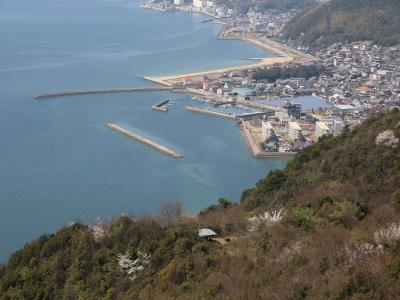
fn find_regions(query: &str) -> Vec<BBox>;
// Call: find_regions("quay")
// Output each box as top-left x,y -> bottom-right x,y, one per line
152,99 -> 169,112
236,111 -> 273,120
107,123 -> 184,159
185,106 -> 236,119
239,121 -> 295,158
34,87 -> 172,99
214,101 -> 236,106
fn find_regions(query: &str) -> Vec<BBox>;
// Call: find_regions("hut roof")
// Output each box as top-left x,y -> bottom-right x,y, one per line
198,228 -> 217,237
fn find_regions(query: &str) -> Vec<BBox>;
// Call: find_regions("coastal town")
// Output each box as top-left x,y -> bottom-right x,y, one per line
140,0 -> 400,157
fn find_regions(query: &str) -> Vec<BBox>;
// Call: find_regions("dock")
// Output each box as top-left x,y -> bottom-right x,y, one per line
185,106 -> 235,119
107,123 -> 184,159
34,87 -> 172,99
152,99 -> 169,112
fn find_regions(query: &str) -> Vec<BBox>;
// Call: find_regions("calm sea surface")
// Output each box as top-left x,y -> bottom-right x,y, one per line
0,0 -> 289,260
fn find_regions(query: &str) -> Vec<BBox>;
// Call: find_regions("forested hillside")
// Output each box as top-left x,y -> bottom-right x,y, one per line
1,109 -> 400,299
216,0 -> 315,14
283,0 -> 400,48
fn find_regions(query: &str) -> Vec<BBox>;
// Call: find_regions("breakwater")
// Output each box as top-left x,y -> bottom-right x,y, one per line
152,99 -> 169,112
185,106 -> 235,119
107,123 -> 184,158
34,87 -> 172,99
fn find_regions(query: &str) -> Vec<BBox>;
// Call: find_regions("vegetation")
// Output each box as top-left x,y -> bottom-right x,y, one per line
254,0 -> 316,12
216,0 -> 316,14
283,0 -> 400,48
252,64 -> 326,82
1,109 -> 400,299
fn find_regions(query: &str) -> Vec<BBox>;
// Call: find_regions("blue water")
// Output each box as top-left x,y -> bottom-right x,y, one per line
258,96 -> 332,111
0,0 -> 287,260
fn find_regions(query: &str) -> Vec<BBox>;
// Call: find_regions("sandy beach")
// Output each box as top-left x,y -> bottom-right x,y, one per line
143,30 -> 315,86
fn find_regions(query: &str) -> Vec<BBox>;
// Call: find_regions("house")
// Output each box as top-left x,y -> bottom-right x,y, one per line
289,122 -> 302,141
315,121 -> 331,138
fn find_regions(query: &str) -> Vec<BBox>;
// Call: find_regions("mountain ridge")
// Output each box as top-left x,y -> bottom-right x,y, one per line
283,0 -> 400,48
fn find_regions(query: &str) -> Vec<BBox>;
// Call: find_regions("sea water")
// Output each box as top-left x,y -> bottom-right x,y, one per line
0,0 -> 289,260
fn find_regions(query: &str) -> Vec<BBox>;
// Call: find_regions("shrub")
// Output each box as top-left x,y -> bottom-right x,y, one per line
291,207 -> 317,231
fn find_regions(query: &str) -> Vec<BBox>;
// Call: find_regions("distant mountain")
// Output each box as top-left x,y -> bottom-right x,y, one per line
283,0 -> 400,48
1,109 -> 400,299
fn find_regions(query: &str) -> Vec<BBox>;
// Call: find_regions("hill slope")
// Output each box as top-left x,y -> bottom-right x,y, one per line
1,109 -> 400,299
283,0 -> 400,48
216,0 -> 316,13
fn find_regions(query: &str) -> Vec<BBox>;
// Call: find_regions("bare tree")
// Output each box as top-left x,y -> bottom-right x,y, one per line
159,201 -> 183,225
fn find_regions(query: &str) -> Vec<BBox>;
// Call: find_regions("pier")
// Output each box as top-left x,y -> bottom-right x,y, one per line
107,123 -> 184,159
236,111 -> 271,119
152,99 -> 169,112
34,87 -> 172,99
185,106 -> 236,119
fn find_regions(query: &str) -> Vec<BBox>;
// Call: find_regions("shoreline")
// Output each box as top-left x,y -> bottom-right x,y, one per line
142,23 -> 315,86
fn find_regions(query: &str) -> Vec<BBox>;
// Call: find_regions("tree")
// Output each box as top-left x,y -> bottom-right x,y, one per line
159,201 -> 183,225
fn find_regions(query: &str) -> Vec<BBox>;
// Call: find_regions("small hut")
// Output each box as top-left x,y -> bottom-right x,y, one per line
198,228 -> 217,239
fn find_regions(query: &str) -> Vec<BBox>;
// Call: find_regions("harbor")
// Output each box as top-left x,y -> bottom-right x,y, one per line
107,123 -> 184,159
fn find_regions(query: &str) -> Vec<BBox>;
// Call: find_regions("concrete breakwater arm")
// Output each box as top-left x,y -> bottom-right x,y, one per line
152,99 -> 169,112
185,106 -> 235,119
107,123 -> 183,158
34,87 -> 172,99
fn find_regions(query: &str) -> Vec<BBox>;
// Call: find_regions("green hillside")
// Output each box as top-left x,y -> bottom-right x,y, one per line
1,109 -> 400,299
283,0 -> 400,48
216,0 -> 315,14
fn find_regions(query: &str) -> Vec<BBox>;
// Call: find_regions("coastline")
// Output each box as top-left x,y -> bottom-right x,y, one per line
142,23 -> 315,86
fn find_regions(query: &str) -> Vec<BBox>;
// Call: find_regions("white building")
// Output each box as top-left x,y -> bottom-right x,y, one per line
174,0 -> 185,5
193,0 -> 206,8
315,121 -> 331,138
262,121 -> 274,141
330,120 -> 343,135
275,109 -> 290,126
206,0 -> 214,7
289,122 -> 302,141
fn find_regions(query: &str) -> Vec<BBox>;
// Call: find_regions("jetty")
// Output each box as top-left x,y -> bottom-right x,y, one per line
34,87 -> 172,99
185,106 -> 235,119
107,123 -> 184,159
152,99 -> 169,112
